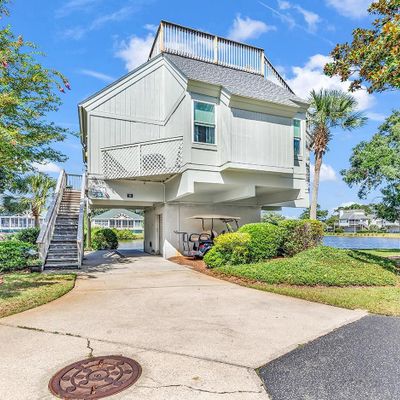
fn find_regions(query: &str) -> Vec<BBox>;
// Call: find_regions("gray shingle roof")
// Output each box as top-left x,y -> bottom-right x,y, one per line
339,210 -> 371,220
93,209 -> 144,220
164,53 -> 306,107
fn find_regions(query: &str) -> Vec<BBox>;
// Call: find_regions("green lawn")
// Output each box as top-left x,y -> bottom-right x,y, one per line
216,246 -> 398,286
358,249 -> 400,258
0,272 -> 76,318
213,246 -> 400,316
249,282 -> 400,316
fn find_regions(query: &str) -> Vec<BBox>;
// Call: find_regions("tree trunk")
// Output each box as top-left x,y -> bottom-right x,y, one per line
310,151 -> 323,220
33,212 -> 40,228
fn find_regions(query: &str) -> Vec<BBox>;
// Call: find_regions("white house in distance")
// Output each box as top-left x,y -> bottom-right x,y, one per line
338,209 -> 400,233
79,21 -> 310,257
92,209 -> 144,234
0,213 -> 43,233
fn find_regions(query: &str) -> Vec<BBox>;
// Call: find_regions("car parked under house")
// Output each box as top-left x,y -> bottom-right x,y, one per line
78,21 -> 310,258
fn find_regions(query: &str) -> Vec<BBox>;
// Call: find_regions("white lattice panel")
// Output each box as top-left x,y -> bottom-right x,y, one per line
102,137 -> 183,179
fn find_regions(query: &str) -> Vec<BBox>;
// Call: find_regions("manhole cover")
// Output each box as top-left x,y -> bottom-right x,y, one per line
49,355 -> 142,399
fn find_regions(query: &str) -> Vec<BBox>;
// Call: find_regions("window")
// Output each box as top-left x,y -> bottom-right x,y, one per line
293,119 -> 301,158
193,101 -> 215,144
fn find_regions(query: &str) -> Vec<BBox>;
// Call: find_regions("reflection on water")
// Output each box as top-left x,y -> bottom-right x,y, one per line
323,236 -> 400,249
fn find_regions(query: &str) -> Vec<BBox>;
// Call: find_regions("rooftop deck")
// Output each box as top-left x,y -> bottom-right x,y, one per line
149,21 -> 293,94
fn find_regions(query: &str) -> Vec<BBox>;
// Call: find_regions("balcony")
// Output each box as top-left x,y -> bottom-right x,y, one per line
149,21 -> 293,93
101,136 -> 183,180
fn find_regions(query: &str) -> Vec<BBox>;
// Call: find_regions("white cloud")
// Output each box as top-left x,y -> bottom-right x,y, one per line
325,0 -> 371,18
275,1 -> 321,32
32,162 -> 62,174
116,31 -> 154,71
277,0 -> 291,10
287,54 -> 375,111
294,6 -> 321,33
79,69 -> 115,83
310,163 -> 338,182
339,201 -> 357,208
62,5 -> 135,40
365,112 -> 386,122
228,15 -> 276,42
56,0 -> 100,17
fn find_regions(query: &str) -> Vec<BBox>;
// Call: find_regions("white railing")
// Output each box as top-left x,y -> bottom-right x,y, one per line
76,172 -> 86,268
264,56 -> 294,94
101,136 -> 183,180
37,169 -> 66,269
150,21 -> 264,75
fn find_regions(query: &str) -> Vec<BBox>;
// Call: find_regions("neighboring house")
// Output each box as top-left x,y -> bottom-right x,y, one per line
338,209 -> 400,233
79,21 -> 310,257
0,214 -> 43,232
92,209 -> 144,233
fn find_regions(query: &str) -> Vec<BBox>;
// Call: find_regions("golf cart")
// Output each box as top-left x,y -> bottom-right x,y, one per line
175,215 -> 240,259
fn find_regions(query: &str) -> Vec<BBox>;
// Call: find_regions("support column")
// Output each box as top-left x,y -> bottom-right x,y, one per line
86,205 -> 92,250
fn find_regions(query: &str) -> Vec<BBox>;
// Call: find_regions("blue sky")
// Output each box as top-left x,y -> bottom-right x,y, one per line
6,0 -> 398,216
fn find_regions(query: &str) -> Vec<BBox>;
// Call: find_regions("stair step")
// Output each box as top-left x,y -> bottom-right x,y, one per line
45,263 -> 79,269
47,252 -> 78,257
51,238 -> 77,243
46,256 -> 78,261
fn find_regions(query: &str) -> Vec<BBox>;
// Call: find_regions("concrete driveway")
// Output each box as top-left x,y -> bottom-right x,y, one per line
0,252 -> 365,399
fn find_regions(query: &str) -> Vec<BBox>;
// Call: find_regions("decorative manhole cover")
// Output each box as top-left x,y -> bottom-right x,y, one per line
49,355 -> 141,399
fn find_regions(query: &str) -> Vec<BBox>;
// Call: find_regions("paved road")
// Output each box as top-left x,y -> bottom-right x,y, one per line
0,251 -> 364,399
259,315 -> 400,400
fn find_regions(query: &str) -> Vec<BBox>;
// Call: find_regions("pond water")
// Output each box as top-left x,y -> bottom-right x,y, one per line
323,236 -> 400,249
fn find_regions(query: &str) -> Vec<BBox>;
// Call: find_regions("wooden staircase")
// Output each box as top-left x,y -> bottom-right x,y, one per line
37,171 -> 85,270
44,189 -> 81,269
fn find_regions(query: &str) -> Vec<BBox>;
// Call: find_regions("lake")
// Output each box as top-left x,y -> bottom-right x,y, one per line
323,236 -> 400,249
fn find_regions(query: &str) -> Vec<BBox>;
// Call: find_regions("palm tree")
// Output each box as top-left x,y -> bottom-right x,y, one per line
18,173 -> 56,227
308,89 -> 367,220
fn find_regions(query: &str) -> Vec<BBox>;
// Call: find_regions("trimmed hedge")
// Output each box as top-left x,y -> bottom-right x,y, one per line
278,219 -> 324,256
238,222 -> 284,262
204,232 -> 251,268
13,227 -> 40,245
0,240 -> 36,272
92,228 -> 118,250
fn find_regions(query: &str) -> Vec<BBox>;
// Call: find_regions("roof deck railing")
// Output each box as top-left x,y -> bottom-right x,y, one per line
149,21 -> 293,94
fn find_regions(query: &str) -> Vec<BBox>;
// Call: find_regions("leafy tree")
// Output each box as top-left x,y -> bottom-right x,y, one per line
0,0 -> 70,191
299,204 -> 328,222
8,173 -> 56,227
341,111 -> 400,222
324,0 -> 400,93
307,89 -> 367,220
325,214 -> 339,230
261,211 -> 286,225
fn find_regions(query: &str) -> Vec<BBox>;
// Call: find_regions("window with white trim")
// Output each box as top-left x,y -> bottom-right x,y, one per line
193,101 -> 215,144
293,119 -> 301,158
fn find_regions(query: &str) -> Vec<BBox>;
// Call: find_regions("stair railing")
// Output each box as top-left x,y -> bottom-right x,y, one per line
76,172 -> 86,268
37,169 -> 66,270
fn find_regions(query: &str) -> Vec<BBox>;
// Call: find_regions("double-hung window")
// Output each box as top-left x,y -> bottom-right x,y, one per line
193,101 -> 215,144
293,119 -> 301,158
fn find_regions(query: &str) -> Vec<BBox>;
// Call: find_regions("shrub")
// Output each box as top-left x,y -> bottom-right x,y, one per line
204,232 -> 251,268
0,240 -> 36,272
91,228 -> 118,250
278,219 -> 324,256
112,229 -> 137,241
13,227 -> 41,245
238,223 -> 284,262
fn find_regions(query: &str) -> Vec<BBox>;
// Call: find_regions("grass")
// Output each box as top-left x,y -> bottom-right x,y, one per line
0,272 -> 76,318
358,249 -> 400,258
249,282 -> 400,316
216,246 -> 398,287
211,246 -> 400,316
